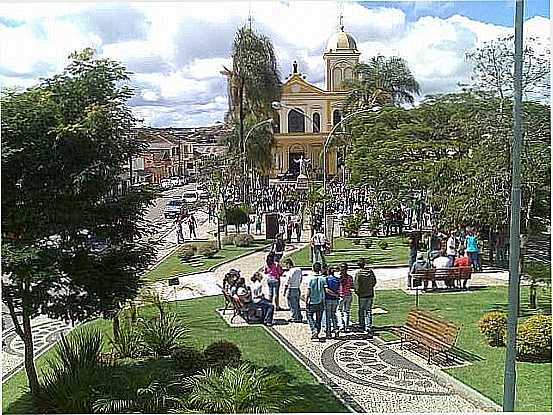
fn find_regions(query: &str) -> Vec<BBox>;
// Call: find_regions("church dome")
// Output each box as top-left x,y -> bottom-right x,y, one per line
326,27 -> 357,52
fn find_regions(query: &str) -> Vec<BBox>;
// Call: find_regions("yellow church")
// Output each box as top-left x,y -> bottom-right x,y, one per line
271,23 -> 360,179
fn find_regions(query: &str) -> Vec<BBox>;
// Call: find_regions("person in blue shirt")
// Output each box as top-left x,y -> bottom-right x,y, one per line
306,262 -> 326,340
465,229 -> 480,271
324,267 -> 341,339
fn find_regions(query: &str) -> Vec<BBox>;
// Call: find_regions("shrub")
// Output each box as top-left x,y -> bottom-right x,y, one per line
517,314 -> 552,361
171,346 -> 206,374
36,328 -> 105,413
184,363 -> 294,413
478,311 -> 507,346
180,244 -> 197,262
352,238 -> 361,245
141,313 -> 189,356
204,340 -> 242,369
234,234 -> 254,247
378,240 -> 389,250
109,321 -> 143,358
364,239 -> 373,249
199,241 -> 219,258
221,235 -> 235,246
343,214 -> 365,237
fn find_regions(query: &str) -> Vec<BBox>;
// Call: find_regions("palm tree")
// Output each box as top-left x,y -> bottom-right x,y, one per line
183,363 -> 294,413
343,55 -> 420,111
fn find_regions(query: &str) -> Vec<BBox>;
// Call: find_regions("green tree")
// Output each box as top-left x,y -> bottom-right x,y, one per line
343,55 -> 420,112
1,49 -> 155,394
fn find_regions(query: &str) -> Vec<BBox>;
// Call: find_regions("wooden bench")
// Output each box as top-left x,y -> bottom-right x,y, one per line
222,289 -> 263,324
411,266 -> 472,289
396,308 -> 460,364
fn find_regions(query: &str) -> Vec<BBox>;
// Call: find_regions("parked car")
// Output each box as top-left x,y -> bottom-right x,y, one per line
182,191 -> 199,205
170,176 -> 184,187
198,189 -> 210,200
164,199 -> 184,219
160,179 -> 172,190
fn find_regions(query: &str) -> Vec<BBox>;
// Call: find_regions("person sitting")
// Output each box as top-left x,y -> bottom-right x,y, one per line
454,249 -> 472,290
411,253 -> 434,290
249,273 -> 275,326
433,249 -> 453,288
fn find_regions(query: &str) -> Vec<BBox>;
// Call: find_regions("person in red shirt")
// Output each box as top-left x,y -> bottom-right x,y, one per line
454,249 -> 471,290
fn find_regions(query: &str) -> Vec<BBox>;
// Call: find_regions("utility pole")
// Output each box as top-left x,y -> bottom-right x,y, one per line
503,0 -> 524,411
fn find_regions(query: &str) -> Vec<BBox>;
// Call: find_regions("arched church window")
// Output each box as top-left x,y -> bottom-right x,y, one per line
343,67 -> 353,81
333,109 -> 342,127
332,67 -> 342,90
288,108 -> 305,133
312,112 -> 320,133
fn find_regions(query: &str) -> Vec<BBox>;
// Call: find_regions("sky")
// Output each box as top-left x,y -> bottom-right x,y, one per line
0,0 -> 550,128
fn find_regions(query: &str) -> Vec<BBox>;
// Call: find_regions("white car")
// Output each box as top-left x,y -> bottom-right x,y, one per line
170,176 -> 182,187
198,189 -> 210,200
182,191 -> 198,204
164,199 -> 184,219
160,179 -> 172,190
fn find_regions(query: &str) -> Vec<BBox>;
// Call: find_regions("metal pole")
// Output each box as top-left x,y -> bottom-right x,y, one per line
503,0 -> 524,411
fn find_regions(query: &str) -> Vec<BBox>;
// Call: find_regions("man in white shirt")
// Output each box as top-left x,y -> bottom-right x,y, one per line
433,249 -> 452,289
311,230 -> 326,266
283,258 -> 303,322
446,230 -> 458,267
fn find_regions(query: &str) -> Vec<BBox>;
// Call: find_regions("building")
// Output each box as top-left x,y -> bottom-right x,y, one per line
271,23 -> 360,179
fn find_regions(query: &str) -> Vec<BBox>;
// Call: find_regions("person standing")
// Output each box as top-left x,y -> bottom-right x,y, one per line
465,229 -> 480,272
255,213 -> 262,235
306,262 -> 326,341
446,230 -> 458,267
175,217 -> 184,244
272,234 -> 285,263
188,213 -> 197,239
311,230 -> 326,265
283,258 -> 303,322
407,231 -> 419,288
354,258 -> 377,336
338,263 -> 353,331
286,217 -> 293,243
294,220 -> 302,243
264,253 -> 284,311
324,267 -> 341,339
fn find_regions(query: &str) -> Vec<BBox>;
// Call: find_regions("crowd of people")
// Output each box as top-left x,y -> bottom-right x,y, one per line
221,253 -> 378,341
251,185 -> 303,215
407,226 -> 483,290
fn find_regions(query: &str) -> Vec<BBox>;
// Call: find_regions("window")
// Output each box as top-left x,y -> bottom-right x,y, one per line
312,112 -> 321,133
343,67 -> 353,81
288,108 -> 305,133
333,109 -> 342,127
332,67 -> 342,90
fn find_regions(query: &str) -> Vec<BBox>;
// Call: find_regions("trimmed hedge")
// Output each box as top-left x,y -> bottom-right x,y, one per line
517,314 -> 552,361
478,311 -> 507,346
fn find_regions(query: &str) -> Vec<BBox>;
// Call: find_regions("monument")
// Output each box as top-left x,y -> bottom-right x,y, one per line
295,155 -> 309,191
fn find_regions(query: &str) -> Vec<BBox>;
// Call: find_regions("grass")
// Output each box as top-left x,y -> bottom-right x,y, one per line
143,240 -> 269,283
287,236 -> 409,267
2,296 -> 347,414
367,285 -> 551,412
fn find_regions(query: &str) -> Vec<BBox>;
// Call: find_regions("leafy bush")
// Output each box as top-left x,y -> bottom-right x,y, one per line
109,321 -> 143,358
36,328 -> 105,413
221,235 -> 235,246
343,214 -> 365,237
352,238 -> 361,245
180,244 -> 197,262
171,346 -> 206,374
141,313 -> 189,356
184,363 -> 294,413
378,240 -> 389,250
234,234 -> 254,247
478,311 -> 507,346
203,340 -> 242,369
199,241 -> 219,258
517,314 -> 552,361
364,239 -> 373,249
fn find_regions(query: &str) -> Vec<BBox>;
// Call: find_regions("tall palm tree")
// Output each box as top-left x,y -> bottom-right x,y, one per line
343,55 -> 420,111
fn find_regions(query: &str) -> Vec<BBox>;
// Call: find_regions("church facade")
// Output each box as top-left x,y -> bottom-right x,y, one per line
271,25 -> 360,179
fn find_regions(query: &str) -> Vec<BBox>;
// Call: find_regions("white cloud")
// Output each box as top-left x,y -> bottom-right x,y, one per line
0,1 -> 550,127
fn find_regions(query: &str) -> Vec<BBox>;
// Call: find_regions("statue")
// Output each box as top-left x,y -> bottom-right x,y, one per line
293,60 -> 298,74
294,155 -> 310,176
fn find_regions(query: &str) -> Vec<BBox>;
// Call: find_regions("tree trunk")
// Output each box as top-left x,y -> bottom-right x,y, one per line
529,283 -> 537,309
239,81 -> 245,203
112,313 -> 120,341
21,313 -> 40,395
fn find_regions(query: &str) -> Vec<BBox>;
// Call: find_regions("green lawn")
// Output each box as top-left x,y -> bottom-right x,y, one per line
367,285 -> 551,412
144,240 -> 269,283
2,296 -> 347,414
287,236 -> 409,267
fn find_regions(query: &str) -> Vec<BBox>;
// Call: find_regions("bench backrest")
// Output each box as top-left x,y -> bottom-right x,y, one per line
405,308 -> 459,346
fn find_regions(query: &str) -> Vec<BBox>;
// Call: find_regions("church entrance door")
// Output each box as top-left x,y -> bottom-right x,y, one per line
288,152 -> 304,177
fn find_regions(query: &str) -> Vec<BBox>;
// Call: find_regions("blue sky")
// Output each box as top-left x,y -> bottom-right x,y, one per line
0,1 -> 550,127
361,0 -> 549,26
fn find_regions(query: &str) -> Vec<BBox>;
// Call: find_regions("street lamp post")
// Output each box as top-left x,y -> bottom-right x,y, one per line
322,106 -> 380,235
243,118 -> 273,204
